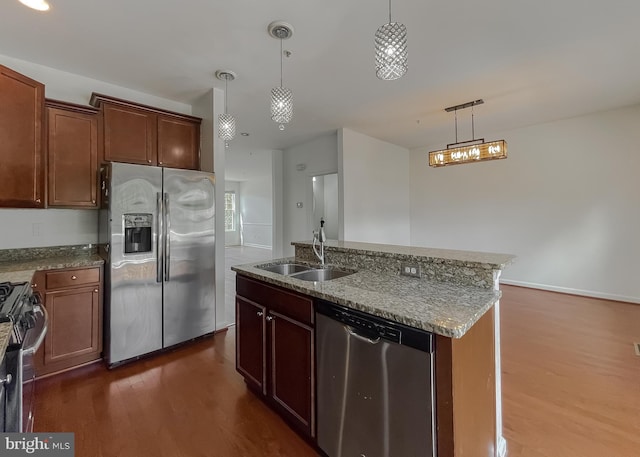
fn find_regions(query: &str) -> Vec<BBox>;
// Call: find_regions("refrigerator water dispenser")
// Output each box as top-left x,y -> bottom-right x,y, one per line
124,213 -> 152,253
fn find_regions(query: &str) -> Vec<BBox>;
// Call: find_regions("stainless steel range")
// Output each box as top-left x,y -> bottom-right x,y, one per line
0,281 -> 47,432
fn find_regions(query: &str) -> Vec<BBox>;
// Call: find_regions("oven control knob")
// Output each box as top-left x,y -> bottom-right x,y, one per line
0,374 -> 12,386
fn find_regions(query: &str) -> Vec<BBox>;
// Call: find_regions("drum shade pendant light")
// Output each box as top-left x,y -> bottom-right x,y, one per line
216,70 -> 237,142
268,21 -> 294,130
375,0 -> 407,80
428,99 -> 508,167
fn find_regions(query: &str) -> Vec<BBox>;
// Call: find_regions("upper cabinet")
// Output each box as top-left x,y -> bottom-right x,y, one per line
0,65 -> 45,208
91,93 -> 201,170
46,100 -> 99,208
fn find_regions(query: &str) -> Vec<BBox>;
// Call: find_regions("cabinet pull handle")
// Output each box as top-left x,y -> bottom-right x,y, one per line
266,315 -> 274,322
256,311 -> 263,317
71,275 -> 77,280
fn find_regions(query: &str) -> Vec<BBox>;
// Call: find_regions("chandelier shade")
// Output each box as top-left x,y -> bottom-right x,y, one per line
270,86 -> 293,125
375,21 -> 407,80
218,113 -> 236,141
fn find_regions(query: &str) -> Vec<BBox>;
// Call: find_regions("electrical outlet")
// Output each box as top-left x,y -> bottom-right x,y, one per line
400,263 -> 421,278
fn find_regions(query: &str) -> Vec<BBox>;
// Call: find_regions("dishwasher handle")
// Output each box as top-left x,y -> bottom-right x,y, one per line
347,326 -> 381,344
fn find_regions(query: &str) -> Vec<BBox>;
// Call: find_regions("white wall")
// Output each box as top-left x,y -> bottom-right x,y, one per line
0,54 -> 193,250
410,105 -> 640,303
240,177 -> 273,249
282,132 -> 338,256
339,128 -> 411,245
324,173 -> 339,239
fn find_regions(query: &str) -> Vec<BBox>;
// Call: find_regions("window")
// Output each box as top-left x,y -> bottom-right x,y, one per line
225,191 -> 236,232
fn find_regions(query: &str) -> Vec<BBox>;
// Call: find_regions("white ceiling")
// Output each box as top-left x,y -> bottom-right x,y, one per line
3,0 -> 640,158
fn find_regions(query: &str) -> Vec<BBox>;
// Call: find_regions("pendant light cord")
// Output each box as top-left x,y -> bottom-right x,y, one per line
388,0 -> 392,23
224,77 -> 228,114
280,37 -> 284,88
454,109 -> 458,143
472,105 -> 475,140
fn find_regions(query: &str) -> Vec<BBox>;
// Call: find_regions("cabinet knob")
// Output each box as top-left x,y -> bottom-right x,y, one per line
94,289 -> 99,293
256,311 -> 263,317
31,283 -> 37,288
148,159 -> 152,163
92,199 -> 96,204
266,315 -> 274,322
71,275 -> 77,280
36,198 -> 41,203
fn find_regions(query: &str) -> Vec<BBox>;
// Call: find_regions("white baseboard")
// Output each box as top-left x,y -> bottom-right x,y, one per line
243,242 -> 272,250
500,279 -> 640,305
498,436 -> 507,457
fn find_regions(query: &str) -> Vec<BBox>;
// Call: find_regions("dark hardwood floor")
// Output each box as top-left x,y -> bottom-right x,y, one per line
34,285 -> 640,456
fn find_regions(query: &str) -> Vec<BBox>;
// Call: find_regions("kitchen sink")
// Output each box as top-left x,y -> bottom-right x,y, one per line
290,268 -> 354,282
257,263 -> 313,275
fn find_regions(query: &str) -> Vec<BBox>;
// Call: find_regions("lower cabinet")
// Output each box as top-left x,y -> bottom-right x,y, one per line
236,275 -> 315,439
32,266 -> 103,377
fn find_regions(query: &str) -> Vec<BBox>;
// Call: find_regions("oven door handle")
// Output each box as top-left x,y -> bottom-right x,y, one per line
22,304 -> 48,356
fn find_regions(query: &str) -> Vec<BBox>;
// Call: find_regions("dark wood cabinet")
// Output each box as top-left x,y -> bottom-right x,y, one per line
157,115 -> 200,169
236,275 -> 315,439
33,266 -> 103,377
236,297 -> 266,392
0,64 -> 45,208
91,93 -> 201,170
46,100 -> 99,208
102,102 -> 156,165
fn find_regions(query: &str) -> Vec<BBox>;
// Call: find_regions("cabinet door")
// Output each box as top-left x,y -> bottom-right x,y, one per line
42,285 -> 102,374
157,115 -> 200,170
269,310 -> 315,438
103,103 -> 156,165
236,296 -> 266,394
47,105 -> 98,207
0,65 -> 44,208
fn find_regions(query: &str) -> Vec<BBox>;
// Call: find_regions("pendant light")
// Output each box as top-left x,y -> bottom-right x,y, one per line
428,99 -> 508,167
268,21 -> 294,130
216,70 -> 237,142
375,0 -> 407,80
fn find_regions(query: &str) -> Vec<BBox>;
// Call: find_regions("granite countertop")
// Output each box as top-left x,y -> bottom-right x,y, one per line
232,258 -> 502,339
292,240 -> 515,269
0,322 -> 11,364
0,244 -> 104,284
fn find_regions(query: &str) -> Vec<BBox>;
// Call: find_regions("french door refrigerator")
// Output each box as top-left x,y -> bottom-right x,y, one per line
99,162 -> 216,366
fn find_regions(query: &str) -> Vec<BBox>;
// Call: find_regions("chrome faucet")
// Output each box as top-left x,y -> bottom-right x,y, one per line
312,218 -> 326,265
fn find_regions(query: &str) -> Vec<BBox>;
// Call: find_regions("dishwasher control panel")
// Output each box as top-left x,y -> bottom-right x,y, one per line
337,311 -> 402,343
316,299 -> 434,352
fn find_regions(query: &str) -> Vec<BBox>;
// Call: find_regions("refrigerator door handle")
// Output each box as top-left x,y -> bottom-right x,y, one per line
164,192 -> 171,282
157,192 -> 164,283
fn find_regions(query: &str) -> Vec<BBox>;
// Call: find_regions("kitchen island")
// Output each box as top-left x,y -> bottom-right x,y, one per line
232,240 -> 515,457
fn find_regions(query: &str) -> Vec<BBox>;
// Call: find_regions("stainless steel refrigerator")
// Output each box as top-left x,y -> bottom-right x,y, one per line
99,162 -> 216,366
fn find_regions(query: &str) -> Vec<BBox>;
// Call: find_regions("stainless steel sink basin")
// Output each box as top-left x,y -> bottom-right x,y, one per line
290,268 -> 354,282
257,263 -> 313,275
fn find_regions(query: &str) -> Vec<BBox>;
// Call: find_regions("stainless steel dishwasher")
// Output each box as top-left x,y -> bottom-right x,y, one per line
316,300 -> 436,457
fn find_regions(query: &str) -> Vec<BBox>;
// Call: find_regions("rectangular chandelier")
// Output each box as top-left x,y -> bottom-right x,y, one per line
429,139 -> 508,167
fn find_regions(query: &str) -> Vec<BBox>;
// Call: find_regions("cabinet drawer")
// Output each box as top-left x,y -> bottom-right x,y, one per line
236,276 -> 314,326
45,267 -> 100,290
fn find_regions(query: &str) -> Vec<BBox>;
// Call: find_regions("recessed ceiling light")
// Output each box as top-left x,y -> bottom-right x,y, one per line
19,0 -> 50,11
240,132 -> 250,137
